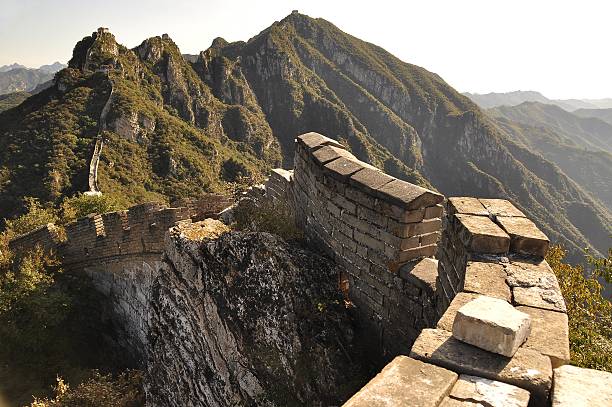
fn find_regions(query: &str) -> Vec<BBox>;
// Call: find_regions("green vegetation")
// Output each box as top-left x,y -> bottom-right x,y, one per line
0,194 -> 140,405
547,245 -> 612,371
0,91 -> 31,112
30,371 -> 143,407
233,198 -> 303,241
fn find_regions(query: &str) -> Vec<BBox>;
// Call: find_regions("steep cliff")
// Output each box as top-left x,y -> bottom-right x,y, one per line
145,225 -> 366,406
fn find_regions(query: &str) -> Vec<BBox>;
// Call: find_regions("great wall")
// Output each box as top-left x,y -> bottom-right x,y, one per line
9,132 -> 612,406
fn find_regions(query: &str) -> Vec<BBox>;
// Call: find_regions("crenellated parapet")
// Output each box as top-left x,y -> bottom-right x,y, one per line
9,202 -> 191,268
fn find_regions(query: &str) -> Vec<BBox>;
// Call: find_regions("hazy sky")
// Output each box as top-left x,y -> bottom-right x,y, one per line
1,0 -> 610,99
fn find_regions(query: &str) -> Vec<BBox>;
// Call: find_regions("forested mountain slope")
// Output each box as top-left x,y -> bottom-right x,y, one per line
1,14 -> 609,260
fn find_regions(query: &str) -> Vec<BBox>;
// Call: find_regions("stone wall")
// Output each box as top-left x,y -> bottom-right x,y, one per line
8,202 -> 191,364
289,132 -> 444,358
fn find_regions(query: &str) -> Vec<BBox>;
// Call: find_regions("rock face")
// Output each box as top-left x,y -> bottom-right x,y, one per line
146,225 -> 367,406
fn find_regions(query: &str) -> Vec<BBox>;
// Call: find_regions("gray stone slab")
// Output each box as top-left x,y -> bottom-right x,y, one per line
455,214 -> 510,254
552,365 -> 612,406
496,216 -> 550,257
297,132 -> 344,150
400,258 -> 438,295
464,261 -> 511,302
343,355 -> 458,407
378,179 -> 444,210
324,156 -> 365,180
448,197 -> 489,216
349,167 -> 395,193
517,306 -> 570,368
479,199 -> 526,218
449,374 -> 531,407
452,296 -> 531,357
437,292 -> 481,332
410,329 -> 552,405
505,261 -> 566,312
312,145 -> 356,165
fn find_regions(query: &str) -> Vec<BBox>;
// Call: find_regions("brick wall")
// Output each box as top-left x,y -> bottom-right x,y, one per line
289,132 -> 445,358
8,202 -> 192,365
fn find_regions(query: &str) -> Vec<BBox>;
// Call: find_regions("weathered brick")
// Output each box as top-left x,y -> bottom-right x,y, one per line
323,156 -> 364,181
343,356 -> 458,407
447,197 -> 489,216
455,214 -> 510,254
496,216 -> 549,257
354,229 -> 385,253
424,204 -> 444,219
349,167 -> 394,193
357,205 -> 388,228
377,179 -> 444,210
296,132 -> 344,150
312,145 -> 355,166
479,198 -> 525,218
420,231 -> 441,246
331,193 -> 357,214
345,186 -> 377,209
463,261 -> 511,302
398,244 -> 437,263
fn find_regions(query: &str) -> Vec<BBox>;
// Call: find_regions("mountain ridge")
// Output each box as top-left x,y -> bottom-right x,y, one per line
0,14 -> 609,261
464,90 -> 612,111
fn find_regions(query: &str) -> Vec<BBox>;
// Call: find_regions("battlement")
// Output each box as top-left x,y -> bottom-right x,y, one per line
9,202 -> 191,267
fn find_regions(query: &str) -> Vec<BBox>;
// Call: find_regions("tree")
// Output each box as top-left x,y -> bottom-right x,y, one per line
547,245 -> 612,371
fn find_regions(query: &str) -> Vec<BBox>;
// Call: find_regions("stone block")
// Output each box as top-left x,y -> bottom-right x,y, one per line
437,292 -> 485,332
552,365 -> 612,407
296,132 -> 344,150
447,197 -> 489,216
420,231 -> 441,246
425,204 -> 444,219
452,295 -> 531,357
312,145 -> 355,165
377,179 -> 444,210
455,214 -> 510,254
410,329 -> 552,405
349,167 -> 394,193
496,216 -> 549,257
505,262 -> 566,312
324,156 -> 364,180
398,244 -> 437,263
379,204 -> 425,222
343,356 -> 458,407
516,306 -> 569,368
479,199 -> 525,218
448,374 -> 531,407
463,261 -> 511,302
399,258 -> 438,295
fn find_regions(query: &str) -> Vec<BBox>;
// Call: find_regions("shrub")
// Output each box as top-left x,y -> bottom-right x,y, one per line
547,245 -> 612,371
60,193 -> 122,223
30,370 -> 144,407
232,198 -> 303,241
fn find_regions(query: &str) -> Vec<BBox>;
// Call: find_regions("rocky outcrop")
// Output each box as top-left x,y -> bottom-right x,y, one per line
146,224 -> 366,406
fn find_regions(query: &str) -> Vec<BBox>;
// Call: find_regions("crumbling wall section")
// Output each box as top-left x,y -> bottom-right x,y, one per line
8,202 -> 192,364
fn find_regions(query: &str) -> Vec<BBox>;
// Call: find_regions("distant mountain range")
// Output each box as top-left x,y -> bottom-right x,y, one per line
488,102 -> 612,215
463,90 -> 612,111
574,108 -> 612,127
1,14 -> 610,262
0,61 -> 66,95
